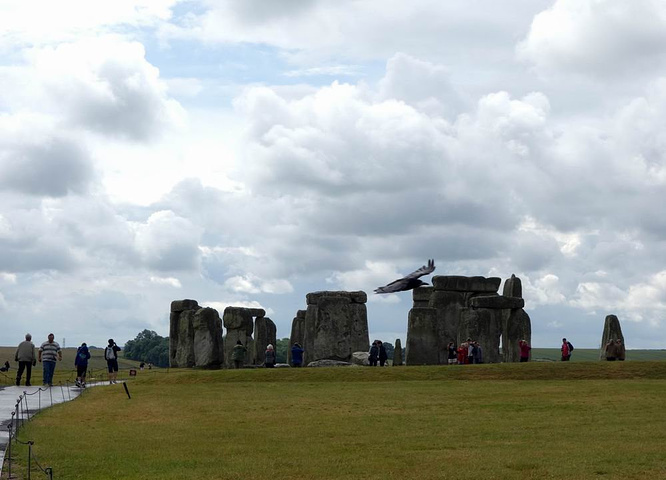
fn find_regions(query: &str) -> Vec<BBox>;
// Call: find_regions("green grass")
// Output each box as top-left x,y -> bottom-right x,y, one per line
529,348 -> 666,362
4,362 -> 666,480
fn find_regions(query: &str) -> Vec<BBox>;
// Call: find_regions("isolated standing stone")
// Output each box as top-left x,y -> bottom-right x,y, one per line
600,314 -> 625,360
393,338 -> 403,366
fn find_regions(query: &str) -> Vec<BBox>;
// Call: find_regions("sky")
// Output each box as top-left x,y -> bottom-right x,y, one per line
2,0 -> 666,350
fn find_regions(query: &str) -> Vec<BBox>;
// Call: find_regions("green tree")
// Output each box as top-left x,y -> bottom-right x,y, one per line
275,337 -> 290,363
124,330 -> 169,367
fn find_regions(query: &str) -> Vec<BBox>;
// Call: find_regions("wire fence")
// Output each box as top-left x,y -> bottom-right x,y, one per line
1,365 -> 167,479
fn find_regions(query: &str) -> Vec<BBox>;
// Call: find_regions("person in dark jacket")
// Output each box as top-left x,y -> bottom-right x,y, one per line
232,340 -> 247,369
105,339 -> 121,384
378,341 -> 388,367
75,342 -> 91,387
291,343 -> 304,367
368,341 -> 379,367
264,344 -> 276,368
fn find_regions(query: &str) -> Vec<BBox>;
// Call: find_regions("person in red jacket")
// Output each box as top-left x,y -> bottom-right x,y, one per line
561,339 -> 570,361
519,340 -> 531,362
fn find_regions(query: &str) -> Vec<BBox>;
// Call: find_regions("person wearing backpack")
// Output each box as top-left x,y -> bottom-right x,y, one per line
563,338 -> 574,360
264,344 -> 276,368
105,339 -> 121,384
75,342 -> 91,388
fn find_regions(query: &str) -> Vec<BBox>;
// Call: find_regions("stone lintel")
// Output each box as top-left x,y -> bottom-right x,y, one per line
432,276 -> 501,293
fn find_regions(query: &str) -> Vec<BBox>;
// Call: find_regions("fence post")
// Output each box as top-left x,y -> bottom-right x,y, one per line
7,424 -> 12,479
28,441 -> 33,480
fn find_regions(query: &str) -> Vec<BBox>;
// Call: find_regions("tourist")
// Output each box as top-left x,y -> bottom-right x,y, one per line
605,339 -> 617,361
561,339 -> 570,361
291,342 -> 304,367
447,342 -> 457,365
457,343 -> 467,364
0,360 -> 9,372
264,344 -> 276,368
563,338 -> 574,360
519,340 -> 531,362
473,342 -> 484,364
140,362 -> 145,370
75,342 -> 91,388
368,341 -> 379,367
38,333 -> 62,387
105,338 -> 122,384
378,341 -> 388,367
616,339 -> 625,361
467,338 -> 474,364
15,333 -> 36,386
232,340 -> 247,369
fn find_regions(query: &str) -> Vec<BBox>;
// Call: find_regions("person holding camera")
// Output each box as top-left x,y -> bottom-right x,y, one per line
105,338 -> 122,384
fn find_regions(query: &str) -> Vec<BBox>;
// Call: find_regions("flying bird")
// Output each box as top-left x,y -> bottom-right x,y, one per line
374,259 -> 436,294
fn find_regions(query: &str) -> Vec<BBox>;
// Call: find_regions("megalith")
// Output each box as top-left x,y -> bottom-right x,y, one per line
254,316 -> 277,365
192,307 -> 225,368
169,299 -> 199,368
222,307 -> 259,368
288,310 -> 306,365
600,314 -> 625,360
406,307 -> 439,365
501,308 -> 532,363
458,307 -> 502,364
301,291 -> 369,364
393,338 -> 403,366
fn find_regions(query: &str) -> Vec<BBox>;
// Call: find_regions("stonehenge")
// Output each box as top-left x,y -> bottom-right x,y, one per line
291,291 -> 370,364
169,300 -> 224,368
405,274 -> 531,365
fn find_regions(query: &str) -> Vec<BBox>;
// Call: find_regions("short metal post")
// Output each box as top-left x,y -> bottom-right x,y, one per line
28,441 -> 33,479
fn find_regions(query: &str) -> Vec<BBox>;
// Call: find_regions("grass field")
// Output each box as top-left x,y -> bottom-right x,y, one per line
4,362 -> 666,480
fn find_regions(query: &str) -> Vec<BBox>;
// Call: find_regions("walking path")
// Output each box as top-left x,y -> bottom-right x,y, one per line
0,383 -> 97,474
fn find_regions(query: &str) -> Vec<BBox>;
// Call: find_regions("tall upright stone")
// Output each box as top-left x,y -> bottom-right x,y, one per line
600,314 -> 625,360
406,307 -> 439,365
288,310 -> 306,365
254,316 -> 277,365
169,299 -> 199,368
501,309 -> 531,363
458,307 -> 502,364
192,307 -> 224,368
223,307 -> 257,368
502,274 -> 522,298
393,338 -> 403,366
302,291 -> 369,364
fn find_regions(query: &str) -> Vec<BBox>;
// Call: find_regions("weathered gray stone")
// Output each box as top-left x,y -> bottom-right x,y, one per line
428,290 -> 468,363
248,308 -> 266,318
288,311 -> 306,366
274,363 -> 291,368
412,286 -> 434,307
306,290 -> 367,305
393,338 -> 403,366
600,314 -> 625,360
223,307 -> 255,367
470,295 -> 525,310
303,304 -> 318,365
169,311 -> 180,365
502,274 -> 522,298
307,359 -> 355,367
192,307 -> 224,368
171,299 -> 199,313
406,307 -> 439,365
501,309 -> 531,363
253,316 -> 277,365
432,276 -> 501,293
350,351 -> 370,366
222,307 -> 254,331
173,309 -> 196,368
458,308 -> 502,363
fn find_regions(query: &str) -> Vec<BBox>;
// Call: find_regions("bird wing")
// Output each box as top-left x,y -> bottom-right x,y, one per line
373,259 -> 435,294
403,259 -> 435,280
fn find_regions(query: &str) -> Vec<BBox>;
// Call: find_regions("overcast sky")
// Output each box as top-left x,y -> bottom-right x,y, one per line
2,0 -> 666,350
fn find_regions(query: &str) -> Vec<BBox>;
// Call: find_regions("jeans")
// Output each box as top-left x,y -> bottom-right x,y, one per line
42,361 -> 56,385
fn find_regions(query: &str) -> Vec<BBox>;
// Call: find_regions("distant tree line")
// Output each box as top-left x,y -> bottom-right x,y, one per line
123,329 -> 169,367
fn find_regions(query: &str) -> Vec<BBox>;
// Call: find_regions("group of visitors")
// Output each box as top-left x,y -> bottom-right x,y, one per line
604,338 -> 625,361
10,333 -> 121,388
368,340 -> 388,366
230,340 -> 305,368
445,339 -> 484,365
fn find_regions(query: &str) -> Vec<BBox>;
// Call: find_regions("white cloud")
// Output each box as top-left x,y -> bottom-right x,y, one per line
150,276 -> 182,288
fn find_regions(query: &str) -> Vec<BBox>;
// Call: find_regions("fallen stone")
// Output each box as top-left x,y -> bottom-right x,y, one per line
307,359 -> 354,367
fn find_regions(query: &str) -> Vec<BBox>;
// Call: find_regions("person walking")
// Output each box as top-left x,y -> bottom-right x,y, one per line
563,338 -> 574,360
378,341 -> 388,367
368,341 -> 379,367
561,339 -> 570,361
291,342 -> 304,367
15,333 -> 36,386
105,339 -> 121,384
264,344 -> 276,368
519,340 -> 531,362
232,340 -> 247,369
75,342 -> 91,387
38,333 -> 62,386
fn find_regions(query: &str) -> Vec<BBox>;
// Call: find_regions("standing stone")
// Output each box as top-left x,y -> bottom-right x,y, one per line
393,338 -> 403,366
169,299 -> 199,368
600,314 -> 625,360
223,307 -> 254,368
288,310 -> 306,366
428,290 -> 468,363
501,309 -> 531,363
192,307 -> 224,368
458,307 -> 502,364
502,274 -> 522,298
406,308 -> 439,365
412,287 -> 434,308
254,316 -> 277,365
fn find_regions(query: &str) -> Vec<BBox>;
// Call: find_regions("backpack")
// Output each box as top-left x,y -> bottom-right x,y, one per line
105,346 -> 115,360
567,342 -> 574,352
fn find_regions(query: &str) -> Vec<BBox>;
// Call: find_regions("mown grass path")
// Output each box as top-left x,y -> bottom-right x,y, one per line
7,362 -> 666,479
